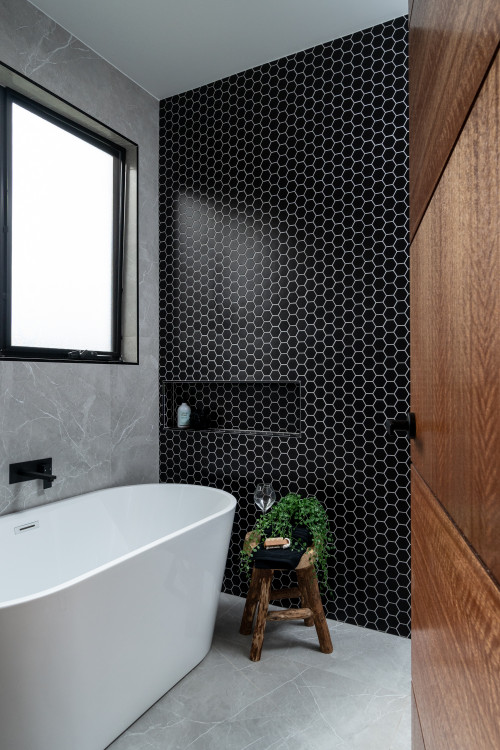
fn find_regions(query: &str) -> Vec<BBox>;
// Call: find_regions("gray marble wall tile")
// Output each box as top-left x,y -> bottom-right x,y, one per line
0,0 -> 159,515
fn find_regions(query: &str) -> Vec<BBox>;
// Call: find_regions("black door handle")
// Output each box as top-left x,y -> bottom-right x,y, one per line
386,412 -> 416,439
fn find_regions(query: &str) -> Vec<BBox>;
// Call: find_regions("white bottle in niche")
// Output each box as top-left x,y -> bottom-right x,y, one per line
177,402 -> 191,428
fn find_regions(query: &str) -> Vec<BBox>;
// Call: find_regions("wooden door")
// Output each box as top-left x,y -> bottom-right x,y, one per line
409,1 -> 500,748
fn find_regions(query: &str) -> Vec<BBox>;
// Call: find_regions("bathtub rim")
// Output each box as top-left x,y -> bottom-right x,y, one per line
0,482 -> 236,611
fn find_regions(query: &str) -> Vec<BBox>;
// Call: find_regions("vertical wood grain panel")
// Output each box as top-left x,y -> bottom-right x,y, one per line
409,0 -> 500,237
408,0 -> 413,22
412,467 -> 500,750
411,52 -> 500,578
411,687 -> 426,750
408,0 -> 414,25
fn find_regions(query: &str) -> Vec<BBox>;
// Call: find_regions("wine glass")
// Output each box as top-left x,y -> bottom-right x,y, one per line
254,483 -> 276,514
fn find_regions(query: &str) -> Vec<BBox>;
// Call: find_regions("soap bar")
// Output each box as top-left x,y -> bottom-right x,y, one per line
264,537 -> 290,549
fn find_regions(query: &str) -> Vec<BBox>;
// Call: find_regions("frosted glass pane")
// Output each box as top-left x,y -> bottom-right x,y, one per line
10,103 -> 115,351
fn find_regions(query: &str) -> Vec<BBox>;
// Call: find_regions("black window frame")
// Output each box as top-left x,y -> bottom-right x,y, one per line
0,86 -> 126,363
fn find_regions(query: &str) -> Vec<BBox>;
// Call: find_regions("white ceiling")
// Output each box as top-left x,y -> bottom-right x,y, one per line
28,0 -> 407,100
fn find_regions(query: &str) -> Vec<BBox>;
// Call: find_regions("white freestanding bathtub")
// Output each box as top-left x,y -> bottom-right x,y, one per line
0,483 -> 236,750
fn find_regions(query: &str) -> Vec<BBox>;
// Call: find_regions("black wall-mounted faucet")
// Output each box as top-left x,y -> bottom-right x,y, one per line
9,458 -> 56,490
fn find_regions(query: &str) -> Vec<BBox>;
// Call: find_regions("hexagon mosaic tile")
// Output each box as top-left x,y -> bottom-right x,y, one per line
159,16 -> 410,637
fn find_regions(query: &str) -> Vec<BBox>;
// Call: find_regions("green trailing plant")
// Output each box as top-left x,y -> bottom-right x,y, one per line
240,492 -> 335,593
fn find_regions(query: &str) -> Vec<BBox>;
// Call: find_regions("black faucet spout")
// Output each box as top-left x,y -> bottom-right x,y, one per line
19,469 -> 57,482
9,458 -> 56,490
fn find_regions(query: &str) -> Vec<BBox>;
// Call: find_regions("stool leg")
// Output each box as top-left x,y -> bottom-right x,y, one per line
296,569 -> 314,627
239,567 -> 261,635
249,569 -> 273,662
304,571 -> 333,654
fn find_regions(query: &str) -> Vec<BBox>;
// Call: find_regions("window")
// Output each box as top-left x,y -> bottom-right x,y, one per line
0,77 -> 136,363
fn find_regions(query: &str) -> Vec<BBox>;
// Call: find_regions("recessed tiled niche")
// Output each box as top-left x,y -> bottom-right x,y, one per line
161,381 -> 301,435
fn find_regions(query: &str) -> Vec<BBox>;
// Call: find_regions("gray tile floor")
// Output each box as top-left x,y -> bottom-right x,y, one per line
108,593 -> 411,750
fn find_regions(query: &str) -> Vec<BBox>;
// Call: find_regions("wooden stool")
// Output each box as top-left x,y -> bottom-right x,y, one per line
239,533 -> 333,662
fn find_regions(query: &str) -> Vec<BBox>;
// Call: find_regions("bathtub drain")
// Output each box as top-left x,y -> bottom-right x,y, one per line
14,520 -> 40,534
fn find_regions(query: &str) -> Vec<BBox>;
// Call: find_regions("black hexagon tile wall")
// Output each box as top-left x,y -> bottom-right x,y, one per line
159,16 -> 409,637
